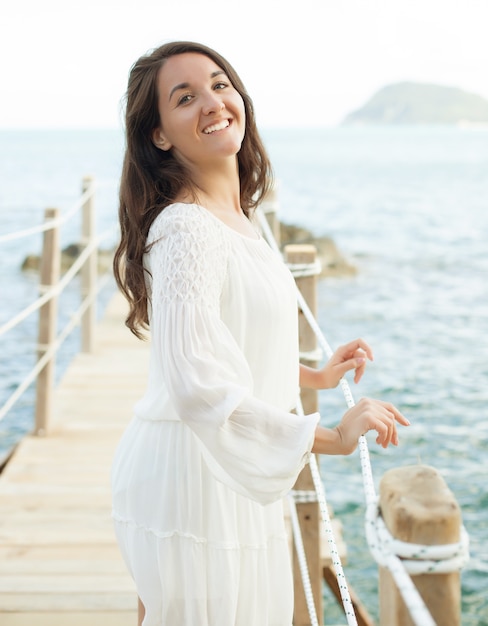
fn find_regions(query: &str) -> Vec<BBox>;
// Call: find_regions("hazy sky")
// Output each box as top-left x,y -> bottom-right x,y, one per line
1,0 -> 487,129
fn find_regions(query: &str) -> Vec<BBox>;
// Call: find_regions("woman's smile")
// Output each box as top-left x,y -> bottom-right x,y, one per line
202,119 -> 231,134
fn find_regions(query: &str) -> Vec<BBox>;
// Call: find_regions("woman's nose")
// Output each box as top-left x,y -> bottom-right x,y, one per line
202,92 -> 225,115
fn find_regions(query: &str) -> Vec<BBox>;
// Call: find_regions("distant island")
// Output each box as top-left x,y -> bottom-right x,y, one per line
342,82 -> 488,125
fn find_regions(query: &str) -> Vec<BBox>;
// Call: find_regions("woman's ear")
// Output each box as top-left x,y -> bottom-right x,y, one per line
152,128 -> 172,151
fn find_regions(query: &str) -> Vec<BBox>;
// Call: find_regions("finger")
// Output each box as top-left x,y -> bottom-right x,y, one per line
333,340 -> 373,364
344,338 -> 374,361
335,357 -> 365,380
376,419 -> 397,447
386,414 -> 398,446
377,401 -> 411,427
353,358 -> 367,384
353,348 -> 368,360
362,404 -> 396,447
374,421 -> 389,447
392,421 -> 399,446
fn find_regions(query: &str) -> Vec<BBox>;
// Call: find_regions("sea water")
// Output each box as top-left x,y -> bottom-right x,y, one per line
0,126 -> 486,623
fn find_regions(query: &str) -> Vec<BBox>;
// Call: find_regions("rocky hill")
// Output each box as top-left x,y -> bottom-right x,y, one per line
342,82 -> 488,125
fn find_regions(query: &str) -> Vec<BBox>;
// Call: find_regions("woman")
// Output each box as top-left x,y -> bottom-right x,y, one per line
112,41 -> 409,626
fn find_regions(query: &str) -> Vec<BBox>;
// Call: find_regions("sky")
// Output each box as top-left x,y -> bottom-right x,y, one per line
1,0 -> 487,130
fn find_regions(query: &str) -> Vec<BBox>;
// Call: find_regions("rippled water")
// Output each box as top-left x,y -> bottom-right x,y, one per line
264,126 -> 488,624
1,127 -> 486,623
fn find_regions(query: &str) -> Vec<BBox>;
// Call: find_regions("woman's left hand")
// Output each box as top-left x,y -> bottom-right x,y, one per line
302,338 -> 374,390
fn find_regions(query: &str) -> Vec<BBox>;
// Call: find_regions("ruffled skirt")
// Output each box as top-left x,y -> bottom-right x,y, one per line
111,417 -> 294,626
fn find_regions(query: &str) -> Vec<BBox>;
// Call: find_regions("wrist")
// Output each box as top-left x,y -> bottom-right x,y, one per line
333,424 -> 357,455
311,425 -> 342,455
299,363 -> 332,390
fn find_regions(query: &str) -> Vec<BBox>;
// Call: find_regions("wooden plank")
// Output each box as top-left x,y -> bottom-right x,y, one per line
0,575 -> 135,594
0,292 -> 142,622
0,544 -> 124,560
0,592 -> 135,611
0,558 -> 130,575
0,612 -> 137,626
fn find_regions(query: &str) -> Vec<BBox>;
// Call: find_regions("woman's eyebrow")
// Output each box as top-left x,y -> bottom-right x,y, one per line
169,83 -> 189,101
168,70 -> 226,101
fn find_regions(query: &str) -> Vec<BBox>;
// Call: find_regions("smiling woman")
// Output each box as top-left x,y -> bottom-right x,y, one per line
110,40 -> 408,626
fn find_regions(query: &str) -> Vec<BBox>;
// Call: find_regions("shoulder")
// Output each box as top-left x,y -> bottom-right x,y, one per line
146,203 -> 230,300
147,204 -> 231,270
148,203 -> 224,245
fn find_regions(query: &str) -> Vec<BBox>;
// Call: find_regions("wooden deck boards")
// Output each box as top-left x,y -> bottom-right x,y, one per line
0,291 -> 346,625
0,293 -> 145,625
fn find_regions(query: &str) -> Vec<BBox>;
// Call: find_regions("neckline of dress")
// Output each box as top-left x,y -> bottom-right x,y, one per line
184,203 -> 263,243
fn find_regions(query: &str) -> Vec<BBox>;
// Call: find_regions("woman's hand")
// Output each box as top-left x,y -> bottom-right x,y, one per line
300,338 -> 374,390
312,397 -> 410,455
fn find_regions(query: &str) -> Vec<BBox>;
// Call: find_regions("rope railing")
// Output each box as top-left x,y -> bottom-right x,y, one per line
0,184 -> 96,244
287,493 -> 320,626
256,207 -> 469,626
0,177 -> 115,437
0,271 -> 111,425
0,226 -> 112,339
295,395 -> 358,626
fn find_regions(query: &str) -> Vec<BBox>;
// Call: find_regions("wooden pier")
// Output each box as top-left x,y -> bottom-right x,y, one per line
0,293 -> 143,625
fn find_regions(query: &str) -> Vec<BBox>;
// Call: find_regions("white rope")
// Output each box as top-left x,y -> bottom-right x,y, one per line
258,210 -> 358,624
297,398 -> 359,626
0,272 -> 112,424
0,223 -> 114,425
0,242 -> 93,337
287,494 -> 320,626
0,227 -> 113,338
257,208 -> 469,626
294,274 -> 466,625
0,185 -> 96,244
287,260 -> 322,278
366,499 -> 470,575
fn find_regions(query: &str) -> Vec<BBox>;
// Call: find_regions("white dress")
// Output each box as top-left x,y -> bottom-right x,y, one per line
111,203 -> 319,626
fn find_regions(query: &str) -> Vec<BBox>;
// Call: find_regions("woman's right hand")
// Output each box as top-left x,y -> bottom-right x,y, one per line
312,397 -> 410,455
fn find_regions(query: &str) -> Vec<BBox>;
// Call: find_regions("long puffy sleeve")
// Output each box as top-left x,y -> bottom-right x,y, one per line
146,204 -> 319,505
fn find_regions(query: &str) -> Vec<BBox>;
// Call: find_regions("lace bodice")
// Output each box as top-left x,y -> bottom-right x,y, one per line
147,203 -> 230,307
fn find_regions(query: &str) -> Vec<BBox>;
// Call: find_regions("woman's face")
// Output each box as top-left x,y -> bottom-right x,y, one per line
152,52 -> 246,168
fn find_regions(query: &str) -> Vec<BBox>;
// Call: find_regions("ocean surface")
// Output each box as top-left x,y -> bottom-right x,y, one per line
0,126 -> 487,624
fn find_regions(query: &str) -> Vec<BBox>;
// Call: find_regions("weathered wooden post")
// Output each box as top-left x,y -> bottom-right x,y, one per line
285,243 -> 323,626
81,175 -> 97,353
379,464 -> 463,626
35,208 -> 61,435
261,183 -> 281,247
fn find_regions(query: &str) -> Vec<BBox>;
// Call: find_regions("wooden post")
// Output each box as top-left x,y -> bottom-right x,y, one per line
379,465 -> 462,626
285,244 -> 323,626
81,175 -> 97,353
35,208 -> 61,435
261,182 -> 281,247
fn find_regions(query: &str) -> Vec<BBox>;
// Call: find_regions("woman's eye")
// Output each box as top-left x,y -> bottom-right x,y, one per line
177,94 -> 193,105
214,81 -> 228,91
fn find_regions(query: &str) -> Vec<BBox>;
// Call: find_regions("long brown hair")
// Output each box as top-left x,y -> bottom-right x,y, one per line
113,41 -> 273,339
